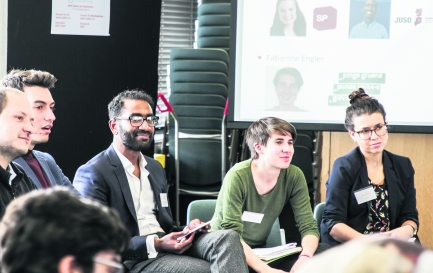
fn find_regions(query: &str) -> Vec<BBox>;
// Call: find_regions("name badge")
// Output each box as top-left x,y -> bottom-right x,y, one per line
160,193 -> 169,207
241,211 -> 264,224
354,186 -> 376,205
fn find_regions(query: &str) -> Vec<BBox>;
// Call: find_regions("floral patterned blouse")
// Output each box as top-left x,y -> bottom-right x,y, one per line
364,180 -> 390,234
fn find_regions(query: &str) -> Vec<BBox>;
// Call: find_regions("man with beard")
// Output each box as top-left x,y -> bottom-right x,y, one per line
73,90 -> 248,273
0,87 -> 36,218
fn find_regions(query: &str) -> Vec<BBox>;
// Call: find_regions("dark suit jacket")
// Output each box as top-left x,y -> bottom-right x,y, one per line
0,162 -> 37,218
14,150 -> 74,190
73,145 -> 177,260
321,147 -> 419,246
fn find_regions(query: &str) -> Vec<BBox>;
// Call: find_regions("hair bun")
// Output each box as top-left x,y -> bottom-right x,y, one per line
349,88 -> 370,104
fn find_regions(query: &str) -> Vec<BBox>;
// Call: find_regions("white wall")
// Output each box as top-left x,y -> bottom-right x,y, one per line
0,0 -> 7,78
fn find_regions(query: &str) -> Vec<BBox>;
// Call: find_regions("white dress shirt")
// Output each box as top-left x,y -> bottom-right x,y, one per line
113,147 -> 164,257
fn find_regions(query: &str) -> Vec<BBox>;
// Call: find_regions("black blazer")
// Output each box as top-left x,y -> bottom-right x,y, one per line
73,145 -> 177,260
0,163 -> 37,218
321,147 -> 419,246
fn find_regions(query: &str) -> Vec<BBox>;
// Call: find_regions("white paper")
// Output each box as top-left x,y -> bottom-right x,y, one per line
354,186 -> 376,205
253,242 -> 298,257
51,0 -> 110,36
252,243 -> 301,261
241,211 -> 264,224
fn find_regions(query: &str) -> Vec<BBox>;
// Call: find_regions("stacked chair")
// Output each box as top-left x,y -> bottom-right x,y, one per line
196,3 -> 231,51
168,48 -> 230,224
166,2 -> 323,232
165,1 -> 232,225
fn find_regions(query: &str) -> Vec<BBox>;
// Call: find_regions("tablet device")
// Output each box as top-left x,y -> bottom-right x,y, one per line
177,219 -> 214,242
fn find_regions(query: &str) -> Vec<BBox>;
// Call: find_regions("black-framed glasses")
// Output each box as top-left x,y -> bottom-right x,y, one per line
93,257 -> 124,273
354,123 -> 388,140
115,115 -> 159,127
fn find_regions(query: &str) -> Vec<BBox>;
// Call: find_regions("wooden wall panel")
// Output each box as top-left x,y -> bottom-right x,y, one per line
320,132 -> 433,248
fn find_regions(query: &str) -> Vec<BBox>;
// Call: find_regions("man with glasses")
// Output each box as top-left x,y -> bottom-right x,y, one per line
73,90 -> 248,273
0,187 -> 129,273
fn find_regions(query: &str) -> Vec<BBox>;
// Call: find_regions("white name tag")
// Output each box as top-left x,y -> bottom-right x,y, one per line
241,211 -> 264,224
354,186 -> 376,205
160,193 -> 169,207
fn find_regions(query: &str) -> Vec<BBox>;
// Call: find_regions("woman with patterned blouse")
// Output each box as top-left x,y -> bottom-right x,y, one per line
321,88 -> 419,246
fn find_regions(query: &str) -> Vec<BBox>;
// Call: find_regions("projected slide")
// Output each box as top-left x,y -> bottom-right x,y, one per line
231,0 -> 433,131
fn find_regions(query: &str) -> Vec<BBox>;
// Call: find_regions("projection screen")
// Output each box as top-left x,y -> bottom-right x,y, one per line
228,0 -> 433,132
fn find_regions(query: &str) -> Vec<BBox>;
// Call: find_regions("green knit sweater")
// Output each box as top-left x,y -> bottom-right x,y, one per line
211,159 -> 319,246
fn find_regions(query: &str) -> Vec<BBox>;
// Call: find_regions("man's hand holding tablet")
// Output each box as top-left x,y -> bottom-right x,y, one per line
177,219 -> 215,242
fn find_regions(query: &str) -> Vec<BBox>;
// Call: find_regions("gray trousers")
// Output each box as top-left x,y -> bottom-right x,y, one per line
126,230 -> 248,273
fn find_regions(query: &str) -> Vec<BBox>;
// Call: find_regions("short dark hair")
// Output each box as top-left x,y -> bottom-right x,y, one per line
0,87 -> 23,115
344,88 -> 386,131
0,187 -> 129,273
108,89 -> 154,119
245,117 -> 297,159
1,69 -> 57,91
273,67 -> 304,88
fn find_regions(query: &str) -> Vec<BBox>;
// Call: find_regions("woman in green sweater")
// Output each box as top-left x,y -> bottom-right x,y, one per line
212,117 -> 320,273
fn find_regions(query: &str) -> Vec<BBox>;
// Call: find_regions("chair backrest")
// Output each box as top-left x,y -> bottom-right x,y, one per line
186,199 -> 217,223
168,48 -> 230,224
295,133 -> 314,151
170,48 -> 229,63
197,3 -> 231,50
178,139 -> 222,186
314,202 -> 326,233
198,3 -> 231,16
186,199 -> 282,247
169,48 -> 229,134
168,48 -> 229,187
